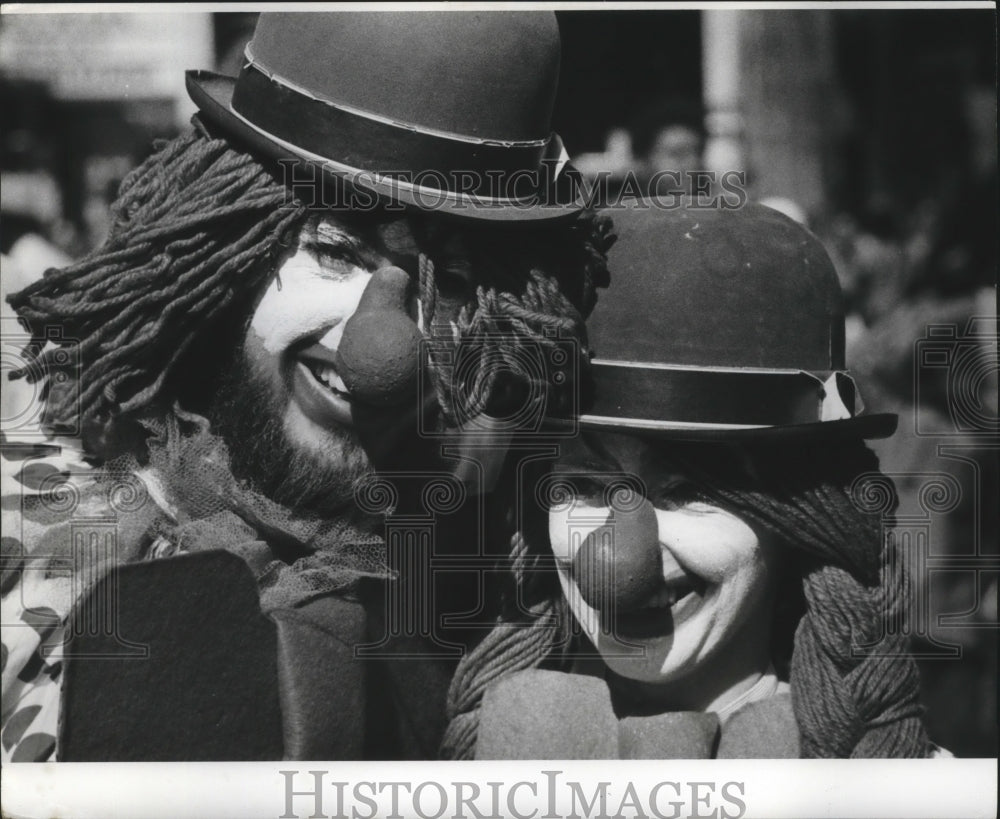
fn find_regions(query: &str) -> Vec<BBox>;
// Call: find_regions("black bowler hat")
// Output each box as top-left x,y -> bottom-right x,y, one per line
185,11 -> 586,222
580,201 -> 897,439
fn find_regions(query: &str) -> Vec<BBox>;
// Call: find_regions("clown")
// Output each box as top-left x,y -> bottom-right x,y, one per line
442,202 -> 935,760
1,12 -> 611,761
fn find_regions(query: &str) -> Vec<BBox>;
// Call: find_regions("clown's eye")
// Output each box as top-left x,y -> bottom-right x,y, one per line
547,471 -> 609,506
649,478 -> 702,510
309,241 -> 368,280
432,266 -> 474,301
567,475 -> 606,500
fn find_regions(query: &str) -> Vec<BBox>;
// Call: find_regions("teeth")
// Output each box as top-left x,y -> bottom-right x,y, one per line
309,362 -> 349,395
648,589 -> 670,608
645,583 -> 691,609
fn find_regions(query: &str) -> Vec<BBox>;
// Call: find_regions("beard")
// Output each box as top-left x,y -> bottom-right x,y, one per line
207,342 -> 373,518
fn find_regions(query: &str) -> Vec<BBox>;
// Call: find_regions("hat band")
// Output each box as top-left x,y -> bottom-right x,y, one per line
231,63 -> 554,200
584,361 -> 857,429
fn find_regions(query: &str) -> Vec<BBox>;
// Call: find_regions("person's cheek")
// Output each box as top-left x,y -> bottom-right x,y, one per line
250,297 -> 322,354
547,507 -> 575,563
656,508 -> 758,583
250,258 -> 366,355
315,273 -> 374,352
713,540 -> 771,633
249,269 -> 337,352
547,506 -> 613,565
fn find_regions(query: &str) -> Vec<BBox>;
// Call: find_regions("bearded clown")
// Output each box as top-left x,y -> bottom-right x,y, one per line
1,12 -> 610,761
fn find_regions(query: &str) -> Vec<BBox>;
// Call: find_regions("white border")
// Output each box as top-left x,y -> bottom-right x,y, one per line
2,760 -> 998,819
2,3 -> 997,13
0,4 -> 995,819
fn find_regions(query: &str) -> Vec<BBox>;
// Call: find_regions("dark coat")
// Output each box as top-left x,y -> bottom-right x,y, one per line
59,550 -> 453,760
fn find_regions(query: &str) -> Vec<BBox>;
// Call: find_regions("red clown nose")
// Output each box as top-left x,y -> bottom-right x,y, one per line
335,266 -> 422,407
571,499 -> 662,611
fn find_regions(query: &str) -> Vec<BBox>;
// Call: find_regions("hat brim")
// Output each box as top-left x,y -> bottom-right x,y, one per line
538,412 -> 898,441
186,71 -> 587,223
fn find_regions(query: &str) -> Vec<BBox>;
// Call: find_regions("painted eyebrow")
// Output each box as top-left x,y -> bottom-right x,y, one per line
638,447 -> 692,485
553,461 -> 616,478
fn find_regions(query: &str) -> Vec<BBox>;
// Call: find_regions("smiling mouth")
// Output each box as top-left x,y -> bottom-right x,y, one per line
646,575 -> 703,609
296,339 -> 352,400
605,575 -> 706,640
303,355 -> 351,400
290,342 -> 355,429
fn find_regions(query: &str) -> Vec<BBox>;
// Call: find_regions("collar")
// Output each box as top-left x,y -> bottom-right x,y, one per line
713,664 -> 783,723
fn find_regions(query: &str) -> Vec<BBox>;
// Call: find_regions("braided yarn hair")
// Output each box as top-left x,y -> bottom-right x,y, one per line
714,440 -> 929,758
440,438 -> 931,759
7,122 -> 613,460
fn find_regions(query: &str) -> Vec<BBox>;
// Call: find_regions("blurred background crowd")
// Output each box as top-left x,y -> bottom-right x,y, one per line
1,8 -> 996,757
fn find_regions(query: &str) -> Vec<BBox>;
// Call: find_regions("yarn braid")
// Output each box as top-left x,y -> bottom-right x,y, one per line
440,531 -> 569,760
708,441 -> 929,758
7,124 -> 308,450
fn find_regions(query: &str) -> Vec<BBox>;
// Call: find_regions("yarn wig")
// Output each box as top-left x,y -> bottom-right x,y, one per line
8,123 -> 611,459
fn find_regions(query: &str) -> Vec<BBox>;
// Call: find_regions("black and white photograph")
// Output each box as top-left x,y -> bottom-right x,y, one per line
1,3 -> 996,818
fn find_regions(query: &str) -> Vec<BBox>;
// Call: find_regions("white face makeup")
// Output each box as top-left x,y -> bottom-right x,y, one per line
547,432 -> 778,709
243,214 -> 418,455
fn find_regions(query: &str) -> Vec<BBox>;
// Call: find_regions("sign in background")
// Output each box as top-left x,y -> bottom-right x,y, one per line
0,11 -> 212,127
